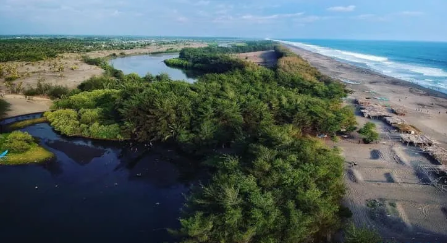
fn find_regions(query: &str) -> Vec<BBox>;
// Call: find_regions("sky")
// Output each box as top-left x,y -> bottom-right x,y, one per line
0,0 -> 446,41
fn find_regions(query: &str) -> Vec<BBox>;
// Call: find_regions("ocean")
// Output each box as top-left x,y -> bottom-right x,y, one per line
277,39 -> 447,94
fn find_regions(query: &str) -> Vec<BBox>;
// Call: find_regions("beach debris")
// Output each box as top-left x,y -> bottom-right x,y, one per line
340,79 -> 361,85
136,173 -> 142,177
391,107 -> 407,116
359,103 -> 391,118
384,116 -> 406,126
35,186 -> 38,189
423,146 -> 447,166
155,202 -> 160,205
400,134 -> 435,146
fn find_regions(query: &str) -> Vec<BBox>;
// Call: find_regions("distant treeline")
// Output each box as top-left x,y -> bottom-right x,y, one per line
0,38 -> 180,62
164,41 -> 275,73
42,42 -> 366,242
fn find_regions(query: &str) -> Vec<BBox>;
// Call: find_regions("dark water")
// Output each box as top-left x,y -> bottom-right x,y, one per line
0,122 -> 199,243
109,54 -> 198,83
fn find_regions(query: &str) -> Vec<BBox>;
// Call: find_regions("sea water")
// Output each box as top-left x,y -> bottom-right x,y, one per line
278,39 -> 447,94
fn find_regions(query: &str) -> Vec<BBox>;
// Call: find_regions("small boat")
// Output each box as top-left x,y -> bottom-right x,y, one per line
0,150 -> 8,159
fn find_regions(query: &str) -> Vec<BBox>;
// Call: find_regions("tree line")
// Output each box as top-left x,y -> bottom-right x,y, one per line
43,42 -> 365,242
0,37 -> 183,62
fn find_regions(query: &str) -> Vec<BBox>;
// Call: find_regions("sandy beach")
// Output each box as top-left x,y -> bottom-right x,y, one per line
286,44 -> 447,146
285,45 -> 447,241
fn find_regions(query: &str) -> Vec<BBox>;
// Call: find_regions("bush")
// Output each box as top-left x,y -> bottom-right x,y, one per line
358,122 -> 379,144
23,81 -> 69,99
47,85 -> 69,99
5,76 -> 20,82
4,140 -> 31,153
7,131 -> 34,143
344,224 -> 382,243
3,131 -> 34,153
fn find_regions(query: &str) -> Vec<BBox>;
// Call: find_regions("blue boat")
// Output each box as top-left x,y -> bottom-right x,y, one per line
0,150 -> 8,159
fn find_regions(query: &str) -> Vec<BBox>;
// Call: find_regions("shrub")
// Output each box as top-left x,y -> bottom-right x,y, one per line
3,131 -> 34,153
23,81 -> 69,99
47,85 -> 69,99
344,224 -> 382,243
5,76 -> 20,82
4,140 -> 31,153
358,122 -> 379,144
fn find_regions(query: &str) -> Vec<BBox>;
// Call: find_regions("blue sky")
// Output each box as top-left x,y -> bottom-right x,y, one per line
1,0 -> 446,41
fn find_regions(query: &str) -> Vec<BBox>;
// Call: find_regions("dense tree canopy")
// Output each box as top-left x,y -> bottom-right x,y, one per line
44,42 -> 357,242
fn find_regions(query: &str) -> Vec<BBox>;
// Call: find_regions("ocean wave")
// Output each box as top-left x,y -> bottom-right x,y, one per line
278,40 -> 388,63
276,40 -> 447,94
337,50 -> 388,62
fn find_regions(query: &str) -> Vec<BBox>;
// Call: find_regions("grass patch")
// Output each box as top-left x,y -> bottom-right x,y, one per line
1,144 -> 54,165
7,117 -> 48,130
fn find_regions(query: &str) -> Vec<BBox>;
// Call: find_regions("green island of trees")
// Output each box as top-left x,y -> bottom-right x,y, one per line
40,42 -> 377,242
0,131 -> 54,165
164,41 -> 275,73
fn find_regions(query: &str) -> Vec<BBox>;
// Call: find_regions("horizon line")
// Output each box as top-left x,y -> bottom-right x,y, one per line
0,34 -> 446,43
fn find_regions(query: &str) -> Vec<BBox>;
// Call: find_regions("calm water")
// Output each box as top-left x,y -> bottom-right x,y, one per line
0,120 -> 199,243
109,54 -> 198,83
278,39 -> 447,93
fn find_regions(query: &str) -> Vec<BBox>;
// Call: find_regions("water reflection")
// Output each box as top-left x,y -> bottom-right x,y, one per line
0,122 -> 199,243
109,54 -> 199,83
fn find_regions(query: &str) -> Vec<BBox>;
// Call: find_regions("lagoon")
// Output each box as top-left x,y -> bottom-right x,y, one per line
109,54 -> 197,83
0,117 -> 199,243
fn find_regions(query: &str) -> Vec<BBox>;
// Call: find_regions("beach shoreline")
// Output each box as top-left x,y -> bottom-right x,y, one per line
284,44 -> 447,146
283,44 -> 447,99
284,44 -> 447,241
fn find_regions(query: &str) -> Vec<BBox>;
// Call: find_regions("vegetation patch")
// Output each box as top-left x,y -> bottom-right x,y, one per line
344,223 -> 382,243
0,131 -> 54,165
24,81 -> 70,99
7,117 -> 48,130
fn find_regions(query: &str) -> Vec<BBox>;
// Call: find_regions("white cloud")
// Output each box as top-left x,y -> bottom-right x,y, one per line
327,5 -> 356,12
398,11 -> 424,16
354,14 -> 375,19
241,12 -> 303,20
297,16 -> 322,23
